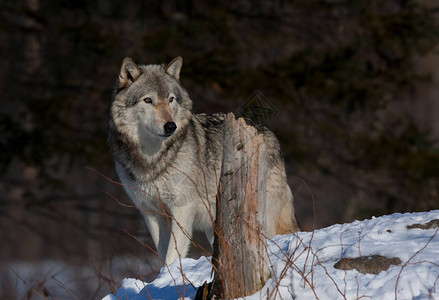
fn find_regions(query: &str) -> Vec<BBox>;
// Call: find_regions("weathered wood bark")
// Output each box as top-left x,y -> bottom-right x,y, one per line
210,113 -> 270,298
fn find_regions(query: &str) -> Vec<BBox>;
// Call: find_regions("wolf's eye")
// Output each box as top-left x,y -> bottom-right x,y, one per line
143,97 -> 152,104
169,96 -> 175,103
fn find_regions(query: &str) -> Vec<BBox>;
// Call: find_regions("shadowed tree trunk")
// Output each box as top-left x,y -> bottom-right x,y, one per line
209,113 -> 270,298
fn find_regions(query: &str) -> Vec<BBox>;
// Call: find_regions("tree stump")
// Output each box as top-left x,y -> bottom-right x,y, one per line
209,113 -> 270,298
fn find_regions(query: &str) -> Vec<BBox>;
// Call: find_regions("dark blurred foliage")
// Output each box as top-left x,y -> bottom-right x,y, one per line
1,0 -> 439,297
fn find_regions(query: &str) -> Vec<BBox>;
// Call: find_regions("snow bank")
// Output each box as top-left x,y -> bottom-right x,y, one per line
103,210 -> 439,299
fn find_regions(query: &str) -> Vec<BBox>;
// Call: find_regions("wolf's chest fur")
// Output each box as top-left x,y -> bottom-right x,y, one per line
113,113 -> 225,224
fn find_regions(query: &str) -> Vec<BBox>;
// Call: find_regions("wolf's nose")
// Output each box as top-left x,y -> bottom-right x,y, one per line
164,122 -> 177,134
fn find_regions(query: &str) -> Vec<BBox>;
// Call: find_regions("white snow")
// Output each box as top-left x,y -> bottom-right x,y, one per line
103,210 -> 439,299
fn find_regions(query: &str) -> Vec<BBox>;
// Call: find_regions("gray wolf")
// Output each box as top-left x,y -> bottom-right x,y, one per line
108,57 -> 299,265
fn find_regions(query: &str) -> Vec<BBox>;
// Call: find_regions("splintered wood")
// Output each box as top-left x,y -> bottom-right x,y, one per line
210,113 -> 270,299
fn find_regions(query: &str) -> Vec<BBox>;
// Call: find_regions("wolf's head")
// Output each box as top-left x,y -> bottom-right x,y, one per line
110,57 -> 192,150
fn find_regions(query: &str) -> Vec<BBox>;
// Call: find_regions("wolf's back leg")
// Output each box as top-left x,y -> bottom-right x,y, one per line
265,170 -> 299,237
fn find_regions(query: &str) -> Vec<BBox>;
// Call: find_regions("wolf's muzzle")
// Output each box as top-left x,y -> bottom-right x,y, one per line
164,122 -> 177,135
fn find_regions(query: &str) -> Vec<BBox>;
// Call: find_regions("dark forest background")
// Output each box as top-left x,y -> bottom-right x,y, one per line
1,0 -> 439,298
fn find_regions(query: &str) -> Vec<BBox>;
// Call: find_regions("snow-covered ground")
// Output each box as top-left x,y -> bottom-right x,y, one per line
103,210 -> 439,300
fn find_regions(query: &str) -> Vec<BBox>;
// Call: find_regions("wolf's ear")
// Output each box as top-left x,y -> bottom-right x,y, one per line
164,57 -> 183,81
118,57 -> 142,89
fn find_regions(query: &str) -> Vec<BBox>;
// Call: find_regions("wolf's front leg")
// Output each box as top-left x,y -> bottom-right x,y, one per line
205,226 -> 214,247
165,206 -> 194,265
143,213 -> 170,261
